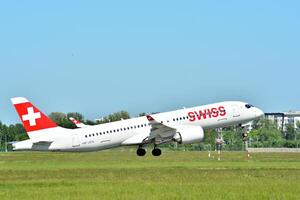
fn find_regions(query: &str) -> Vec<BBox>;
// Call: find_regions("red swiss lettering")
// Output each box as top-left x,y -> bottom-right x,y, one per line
219,106 -> 226,116
195,110 -> 207,120
211,107 -> 218,117
188,106 -> 226,122
206,109 -> 212,118
188,112 -> 196,122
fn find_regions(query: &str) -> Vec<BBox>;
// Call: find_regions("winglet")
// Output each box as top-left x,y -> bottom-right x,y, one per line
69,117 -> 88,128
146,115 -> 155,122
69,117 -> 80,124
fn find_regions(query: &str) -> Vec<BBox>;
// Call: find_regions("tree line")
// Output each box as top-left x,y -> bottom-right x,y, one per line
1,111 -> 300,151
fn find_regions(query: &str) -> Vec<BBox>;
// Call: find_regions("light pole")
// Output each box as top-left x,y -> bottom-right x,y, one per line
215,128 -> 224,161
5,134 -> 7,153
0,135 -> 2,152
207,144 -> 211,158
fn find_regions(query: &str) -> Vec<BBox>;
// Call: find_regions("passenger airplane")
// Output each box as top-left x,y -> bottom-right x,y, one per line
11,97 -> 264,156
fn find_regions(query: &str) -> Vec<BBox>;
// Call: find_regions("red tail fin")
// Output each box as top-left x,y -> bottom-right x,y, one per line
11,97 -> 58,133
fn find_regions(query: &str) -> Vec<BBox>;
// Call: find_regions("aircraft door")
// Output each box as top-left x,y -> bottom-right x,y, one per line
231,104 -> 241,118
72,134 -> 80,147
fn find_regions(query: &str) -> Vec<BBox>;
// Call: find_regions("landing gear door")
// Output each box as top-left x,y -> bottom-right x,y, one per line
72,134 -> 80,147
231,104 -> 241,118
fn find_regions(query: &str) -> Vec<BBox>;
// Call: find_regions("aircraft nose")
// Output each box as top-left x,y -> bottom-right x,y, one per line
255,108 -> 264,118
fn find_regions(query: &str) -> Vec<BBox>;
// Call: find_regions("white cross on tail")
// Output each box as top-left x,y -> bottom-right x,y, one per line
22,107 -> 41,126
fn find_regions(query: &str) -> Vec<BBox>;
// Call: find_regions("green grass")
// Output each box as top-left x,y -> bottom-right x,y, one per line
0,149 -> 300,200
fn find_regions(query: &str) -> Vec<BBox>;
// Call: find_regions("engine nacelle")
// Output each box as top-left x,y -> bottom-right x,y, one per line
173,125 -> 204,144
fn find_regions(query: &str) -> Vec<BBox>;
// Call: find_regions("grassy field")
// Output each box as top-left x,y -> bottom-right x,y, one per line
0,149 -> 300,200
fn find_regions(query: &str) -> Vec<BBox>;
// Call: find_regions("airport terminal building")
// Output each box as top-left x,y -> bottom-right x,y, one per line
265,111 -> 300,131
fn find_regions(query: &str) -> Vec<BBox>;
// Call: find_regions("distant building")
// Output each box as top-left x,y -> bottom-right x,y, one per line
265,111 -> 300,131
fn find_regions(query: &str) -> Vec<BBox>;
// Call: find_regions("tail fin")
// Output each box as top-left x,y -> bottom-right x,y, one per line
11,97 -> 58,137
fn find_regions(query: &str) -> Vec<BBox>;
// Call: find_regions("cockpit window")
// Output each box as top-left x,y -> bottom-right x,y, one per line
245,104 -> 254,109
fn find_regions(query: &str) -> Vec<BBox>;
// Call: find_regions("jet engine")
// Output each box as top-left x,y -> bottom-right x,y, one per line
173,125 -> 204,144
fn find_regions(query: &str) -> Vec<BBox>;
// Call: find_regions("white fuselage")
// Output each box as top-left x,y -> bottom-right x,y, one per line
13,101 -> 264,152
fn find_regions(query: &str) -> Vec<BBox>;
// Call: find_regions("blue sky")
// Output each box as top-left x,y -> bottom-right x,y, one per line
1,1 -> 300,124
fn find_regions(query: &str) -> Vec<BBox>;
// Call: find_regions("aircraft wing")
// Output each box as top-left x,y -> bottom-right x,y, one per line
121,115 -> 177,145
145,115 -> 177,144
